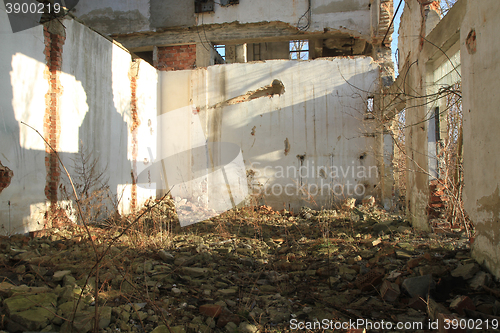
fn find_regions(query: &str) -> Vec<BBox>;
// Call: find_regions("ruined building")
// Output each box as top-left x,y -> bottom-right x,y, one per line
0,0 -> 395,231
1,0 -> 500,278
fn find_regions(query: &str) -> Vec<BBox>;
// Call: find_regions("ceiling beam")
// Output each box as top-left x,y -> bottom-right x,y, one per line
112,21 -> 361,52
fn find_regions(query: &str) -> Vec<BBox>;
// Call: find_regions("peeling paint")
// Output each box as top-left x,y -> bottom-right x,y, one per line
284,138 -> 290,156
210,79 -> 285,109
474,186 -> 500,245
477,186 -> 500,220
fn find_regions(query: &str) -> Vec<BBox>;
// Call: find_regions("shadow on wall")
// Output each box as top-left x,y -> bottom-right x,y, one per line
0,18 -> 140,235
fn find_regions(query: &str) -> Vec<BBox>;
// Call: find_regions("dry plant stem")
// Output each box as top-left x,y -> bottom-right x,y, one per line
20,121 -> 102,332
20,123 -> 174,332
72,191 -> 171,330
20,122 -> 97,252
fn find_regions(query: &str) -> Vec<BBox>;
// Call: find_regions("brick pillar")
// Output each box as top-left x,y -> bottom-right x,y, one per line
129,61 -> 140,212
154,45 -> 197,71
43,26 -> 65,227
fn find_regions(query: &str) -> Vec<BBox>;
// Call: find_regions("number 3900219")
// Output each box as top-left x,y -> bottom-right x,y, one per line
5,2 -> 61,14
444,318 -> 499,330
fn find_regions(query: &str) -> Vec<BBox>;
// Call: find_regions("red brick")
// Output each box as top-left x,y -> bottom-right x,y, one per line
217,310 -> 240,328
380,280 -> 400,302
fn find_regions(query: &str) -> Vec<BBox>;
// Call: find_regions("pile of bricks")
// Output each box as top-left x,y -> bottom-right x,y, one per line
155,45 -> 196,71
428,179 -> 448,219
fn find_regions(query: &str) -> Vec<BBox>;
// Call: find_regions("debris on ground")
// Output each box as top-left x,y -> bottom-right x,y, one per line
0,201 -> 497,332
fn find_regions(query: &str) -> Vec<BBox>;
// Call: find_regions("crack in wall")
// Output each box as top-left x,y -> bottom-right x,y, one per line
209,79 -> 285,110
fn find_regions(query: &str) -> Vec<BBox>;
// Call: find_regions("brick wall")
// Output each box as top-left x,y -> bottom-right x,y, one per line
43,26 -> 65,227
428,179 -> 448,218
373,0 -> 394,46
154,45 -> 196,71
129,62 -> 140,212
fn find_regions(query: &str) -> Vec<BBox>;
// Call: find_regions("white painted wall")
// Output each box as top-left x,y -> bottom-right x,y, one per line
0,5 -> 48,234
160,58 -> 380,211
0,14 -> 157,234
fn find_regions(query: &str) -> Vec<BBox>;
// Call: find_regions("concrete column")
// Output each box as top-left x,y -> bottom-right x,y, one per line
196,42 -> 212,68
225,45 -> 236,63
235,43 -> 247,63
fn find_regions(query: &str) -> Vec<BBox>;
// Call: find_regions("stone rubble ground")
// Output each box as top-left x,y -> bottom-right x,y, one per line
0,199 -> 498,333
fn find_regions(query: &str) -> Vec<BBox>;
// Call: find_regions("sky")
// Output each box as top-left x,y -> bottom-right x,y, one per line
391,0 -> 403,76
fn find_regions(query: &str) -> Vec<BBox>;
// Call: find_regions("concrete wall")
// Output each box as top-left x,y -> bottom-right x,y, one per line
74,0 -> 372,39
159,58 -> 380,211
72,0 -> 151,35
460,0 -> 500,278
197,0 -> 371,37
395,0 -> 441,230
0,12 -> 157,234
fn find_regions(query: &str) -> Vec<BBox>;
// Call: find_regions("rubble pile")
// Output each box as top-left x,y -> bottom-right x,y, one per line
0,202 -> 498,332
